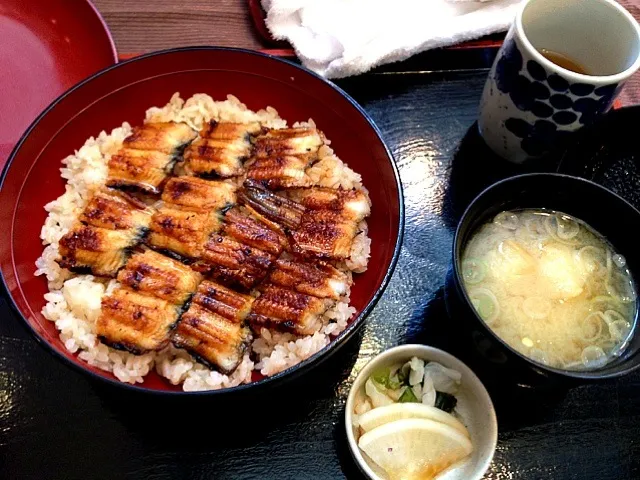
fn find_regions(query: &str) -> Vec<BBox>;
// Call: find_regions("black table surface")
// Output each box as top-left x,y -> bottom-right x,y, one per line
2,68 -> 640,480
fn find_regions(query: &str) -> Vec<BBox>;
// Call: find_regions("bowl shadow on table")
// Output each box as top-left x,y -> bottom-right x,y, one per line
441,122 -> 566,231
335,419 -> 367,480
88,327 -> 365,452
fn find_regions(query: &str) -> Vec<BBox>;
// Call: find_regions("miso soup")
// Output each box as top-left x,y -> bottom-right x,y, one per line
461,209 -> 637,370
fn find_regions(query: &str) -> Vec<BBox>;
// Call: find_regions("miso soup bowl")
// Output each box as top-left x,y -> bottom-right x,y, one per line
445,173 -> 640,384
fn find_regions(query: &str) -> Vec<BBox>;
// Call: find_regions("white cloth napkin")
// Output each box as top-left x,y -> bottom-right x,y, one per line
262,0 -> 524,78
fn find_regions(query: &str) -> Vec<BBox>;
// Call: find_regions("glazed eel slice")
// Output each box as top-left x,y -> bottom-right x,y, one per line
287,186 -> 371,260
268,257 -> 351,300
252,127 -> 325,157
106,122 -> 197,194
246,127 -> 325,188
97,249 -> 202,353
116,249 -> 202,305
181,121 -> 262,178
97,288 -> 183,354
57,189 -> 153,277
238,181 -> 371,260
198,206 -> 285,291
146,176 -> 236,261
247,283 -> 332,336
173,280 -> 254,374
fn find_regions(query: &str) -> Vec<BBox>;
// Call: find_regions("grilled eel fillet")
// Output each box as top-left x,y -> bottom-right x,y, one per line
181,121 -> 262,178
253,127 -> 325,157
161,176 -> 236,210
97,250 -> 202,353
268,257 -> 351,300
288,187 -> 370,259
287,187 -> 371,223
57,189 -> 153,276
173,280 -> 254,373
247,284 -> 331,335
198,207 -> 285,290
237,180 -> 305,231
97,288 -> 183,354
107,122 -> 197,194
238,181 -> 371,260
222,206 -> 286,256
147,204 -> 221,260
146,177 -> 236,260
246,127 -> 325,188
117,249 -> 202,305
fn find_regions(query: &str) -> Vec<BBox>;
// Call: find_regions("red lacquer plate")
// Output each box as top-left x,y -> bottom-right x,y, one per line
0,0 -> 117,168
0,48 -> 404,395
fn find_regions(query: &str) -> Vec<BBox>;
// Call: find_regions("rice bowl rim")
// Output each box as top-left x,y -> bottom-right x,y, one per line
0,46 -> 405,396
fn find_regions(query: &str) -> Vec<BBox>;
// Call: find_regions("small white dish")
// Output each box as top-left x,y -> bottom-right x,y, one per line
345,344 -> 497,480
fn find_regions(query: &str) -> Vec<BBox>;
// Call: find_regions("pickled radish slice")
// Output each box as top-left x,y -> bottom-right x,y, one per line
358,403 -> 470,437
358,419 -> 473,480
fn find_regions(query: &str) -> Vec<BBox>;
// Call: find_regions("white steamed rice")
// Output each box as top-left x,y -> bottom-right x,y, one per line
35,93 -> 370,391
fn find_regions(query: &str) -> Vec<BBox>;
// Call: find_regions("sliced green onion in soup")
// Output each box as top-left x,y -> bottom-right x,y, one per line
468,287 -> 500,324
613,253 -> 627,268
563,360 -> 584,370
529,348 -> 551,366
522,296 -> 552,319
597,339 -> 617,353
604,310 -> 632,342
609,320 -> 632,343
523,214 -> 548,240
605,271 -> 637,304
581,345 -> 608,368
544,214 -> 579,243
493,211 -> 519,230
461,258 -> 487,285
591,295 -> 624,310
575,246 -> 606,275
603,309 -> 627,325
579,312 -> 605,342
556,214 -> 580,240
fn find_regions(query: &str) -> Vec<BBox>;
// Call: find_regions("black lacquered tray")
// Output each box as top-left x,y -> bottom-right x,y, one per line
1,66 -> 639,480
557,106 -> 640,212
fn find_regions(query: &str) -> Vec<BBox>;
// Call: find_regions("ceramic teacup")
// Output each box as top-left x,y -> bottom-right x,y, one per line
478,0 -> 640,163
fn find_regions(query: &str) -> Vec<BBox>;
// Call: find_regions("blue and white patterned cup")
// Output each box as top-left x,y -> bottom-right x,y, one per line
479,0 -> 640,163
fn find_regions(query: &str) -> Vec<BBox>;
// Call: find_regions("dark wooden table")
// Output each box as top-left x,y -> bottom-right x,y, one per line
2,2 -> 640,480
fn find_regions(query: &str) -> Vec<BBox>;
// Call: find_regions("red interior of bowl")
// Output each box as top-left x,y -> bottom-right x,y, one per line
0,48 -> 402,392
